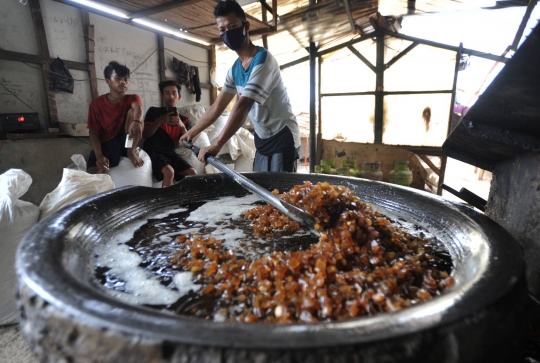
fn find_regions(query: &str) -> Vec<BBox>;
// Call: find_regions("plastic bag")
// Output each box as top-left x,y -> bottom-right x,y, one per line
51,57 -> 74,94
0,169 -> 40,325
180,131 -> 210,175
178,104 -> 207,126
39,168 -> 114,221
105,148 -> 153,188
206,111 -> 229,143
66,154 -> 87,171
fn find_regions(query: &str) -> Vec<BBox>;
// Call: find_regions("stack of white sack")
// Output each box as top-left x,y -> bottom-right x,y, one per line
0,169 -> 40,325
39,154 -> 114,221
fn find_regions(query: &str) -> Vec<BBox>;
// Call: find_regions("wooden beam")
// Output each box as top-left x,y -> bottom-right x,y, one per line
81,10 -> 99,100
271,0 -> 278,32
28,0 -> 59,127
0,49 -> 87,71
382,29 -> 509,63
347,45 -> 376,73
209,45 -> 217,104
385,41 -> 418,69
374,32 -> 384,144
510,0 -> 538,51
400,145 -> 444,157
280,32 -> 376,70
128,0 -> 203,19
417,154 -> 440,175
157,34 -> 167,83
342,0 -> 356,34
164,76 -> 212,90
437,156 -> 448,196
29,0 -> 49,58
261,4 -> 269,50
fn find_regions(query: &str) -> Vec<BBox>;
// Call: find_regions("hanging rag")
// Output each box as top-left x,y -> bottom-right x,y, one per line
172,57 -> 201,102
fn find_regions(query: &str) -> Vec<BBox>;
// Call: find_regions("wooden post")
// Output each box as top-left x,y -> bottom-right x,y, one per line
157,34 -> 166,83
210,46 -> 217,104
309,42 -> 317,173
437,43 -> 462,196
261,5 -> 269,50
374,31 -> 385,144
81,10 -> 99,100
316,55 -> 322,166
28,0 -> 59,127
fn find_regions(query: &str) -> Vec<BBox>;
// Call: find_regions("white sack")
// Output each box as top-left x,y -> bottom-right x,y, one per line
0,169 -> 40,325
206,111 -> 229,143
234,155 -> 254,172
66,154 -> 87,171
39,168 -> 114,221
228,127 -> 255,161
173,131 -> 210,176
106,149 -> 153,188
178,104 -> 206,125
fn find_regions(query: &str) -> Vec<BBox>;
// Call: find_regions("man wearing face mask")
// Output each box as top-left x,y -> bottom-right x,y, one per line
180,0 -> 301,172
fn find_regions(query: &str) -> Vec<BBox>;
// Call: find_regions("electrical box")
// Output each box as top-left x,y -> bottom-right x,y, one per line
0,113 -> 40,133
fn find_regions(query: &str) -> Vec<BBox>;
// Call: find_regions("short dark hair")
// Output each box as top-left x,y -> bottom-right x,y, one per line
214,0 -> 246,22
159,80 -> 181,94
103,61 -> 130,80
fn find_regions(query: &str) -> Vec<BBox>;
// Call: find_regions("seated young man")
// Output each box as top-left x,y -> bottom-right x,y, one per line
142,81 -> 196,187
86,61 -> 144,174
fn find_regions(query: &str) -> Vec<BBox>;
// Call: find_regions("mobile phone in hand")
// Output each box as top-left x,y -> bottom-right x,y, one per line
125,135 -> 133,148
167,107 -> 178,116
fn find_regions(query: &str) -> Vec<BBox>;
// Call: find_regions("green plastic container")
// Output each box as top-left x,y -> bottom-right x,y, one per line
389,161 -> 413,186
359,161 -> 383,181
320,159 -> 336,168
341,159 -> 357,169
314,165 -> 324,174
336,167 -> 350,176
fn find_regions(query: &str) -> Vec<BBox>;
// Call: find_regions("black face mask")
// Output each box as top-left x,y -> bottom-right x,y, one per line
220,23 -> 247,51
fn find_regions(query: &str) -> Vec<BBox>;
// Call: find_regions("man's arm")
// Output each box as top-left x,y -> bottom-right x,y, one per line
128,101 -> 144,141
142,108 -> 164,139
180,91 -> 235,144
196,95 -> 255,164
89,129 -> 109,169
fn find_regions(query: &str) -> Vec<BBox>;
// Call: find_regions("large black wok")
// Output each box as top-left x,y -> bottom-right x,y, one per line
16,173 -> 526,363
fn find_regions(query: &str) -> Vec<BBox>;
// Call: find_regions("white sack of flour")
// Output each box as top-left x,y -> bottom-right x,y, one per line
39,168 -> 114,221
174,131 -> 210,176
0,169 -> 40,325
105,148 -> 153,188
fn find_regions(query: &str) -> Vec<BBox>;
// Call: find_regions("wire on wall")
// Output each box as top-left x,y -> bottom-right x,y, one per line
16,47 -> 210,83
0,81 -> 49,122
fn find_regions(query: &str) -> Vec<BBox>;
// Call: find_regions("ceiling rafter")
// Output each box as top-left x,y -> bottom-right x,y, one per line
128,0 -> 204,19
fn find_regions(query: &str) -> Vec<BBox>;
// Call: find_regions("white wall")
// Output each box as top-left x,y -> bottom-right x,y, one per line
0,0 -> 39,55
163,36 -> 211,107
0,60 -> 49,125
0,0 -> 211,125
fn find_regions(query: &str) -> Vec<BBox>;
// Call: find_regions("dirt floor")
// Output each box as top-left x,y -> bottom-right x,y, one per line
0,324 -> 36,363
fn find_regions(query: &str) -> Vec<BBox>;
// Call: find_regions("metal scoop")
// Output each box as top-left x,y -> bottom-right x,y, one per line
183,141 -> 317,231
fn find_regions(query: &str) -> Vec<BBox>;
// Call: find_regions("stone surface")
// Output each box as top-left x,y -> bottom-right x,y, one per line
486,152 -> 540,297
0,324 -> 36,363
59,122 -> 89,137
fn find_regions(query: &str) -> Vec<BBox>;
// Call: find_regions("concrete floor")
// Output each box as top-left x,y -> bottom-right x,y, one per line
0,324 -> 36,363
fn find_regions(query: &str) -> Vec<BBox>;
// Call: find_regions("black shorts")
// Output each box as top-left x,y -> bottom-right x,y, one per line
87,127 -> 127,169
145,148 -> 191,181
